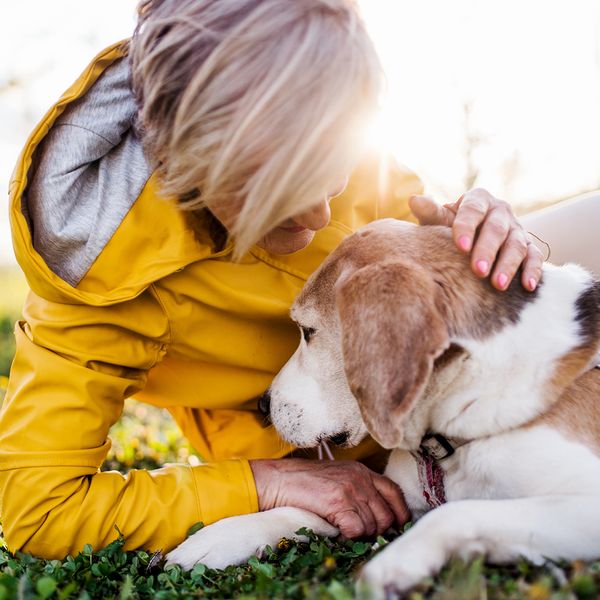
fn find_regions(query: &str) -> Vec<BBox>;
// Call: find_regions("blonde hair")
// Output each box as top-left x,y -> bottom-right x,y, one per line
130,0 -> 382,257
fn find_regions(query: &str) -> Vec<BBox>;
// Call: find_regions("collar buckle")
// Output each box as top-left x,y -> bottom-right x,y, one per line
420,433 -> 456,461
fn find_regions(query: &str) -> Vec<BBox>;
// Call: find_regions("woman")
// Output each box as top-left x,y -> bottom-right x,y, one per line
0,0 -> 542,558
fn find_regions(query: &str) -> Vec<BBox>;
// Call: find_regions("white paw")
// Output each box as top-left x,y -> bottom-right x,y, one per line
166,508 -> 338,571
166,519 -> 257,570
357,534 -> 445,598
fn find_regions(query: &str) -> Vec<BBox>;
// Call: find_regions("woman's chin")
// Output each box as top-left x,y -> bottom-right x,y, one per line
256,229 -> 316,255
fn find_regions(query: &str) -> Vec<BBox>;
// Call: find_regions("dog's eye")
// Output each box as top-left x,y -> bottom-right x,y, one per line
301,326 -> 316,343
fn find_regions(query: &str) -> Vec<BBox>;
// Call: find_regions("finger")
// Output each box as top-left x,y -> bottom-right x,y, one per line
452,189 -> 493,253
521,242 -> 544,291
335,509 -> 369,539
470,207 -> 512,278
366,495 -> 395,535
489,227 -> 529,290
372,475 -> 411,526
409,195 -> 456,227
354,501 -> 378,537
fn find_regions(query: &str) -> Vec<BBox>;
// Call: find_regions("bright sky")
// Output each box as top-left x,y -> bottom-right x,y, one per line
360,0 -> 600,204
1,0 -> 599,264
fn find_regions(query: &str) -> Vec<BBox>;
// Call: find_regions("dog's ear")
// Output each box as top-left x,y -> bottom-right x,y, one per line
335,260 -> 449,448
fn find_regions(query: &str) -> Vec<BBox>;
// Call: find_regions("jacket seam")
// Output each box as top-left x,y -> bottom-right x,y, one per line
52,123 -> 116,146
149,283 -> 173,364
0,462 -> 102,470
327,220 -> 354,236
248,220 -> 352,280
189,465 -> 204,525
240,459 -> 256,512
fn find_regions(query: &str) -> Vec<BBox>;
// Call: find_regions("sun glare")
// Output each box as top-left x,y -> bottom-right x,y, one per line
359,0 -> 600,205
365,104 -> 396,154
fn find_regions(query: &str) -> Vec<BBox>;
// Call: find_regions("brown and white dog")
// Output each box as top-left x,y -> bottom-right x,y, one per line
167,219 -> 600,596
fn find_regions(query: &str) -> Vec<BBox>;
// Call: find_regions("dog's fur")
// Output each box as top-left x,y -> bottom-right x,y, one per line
167,220 -> 600,596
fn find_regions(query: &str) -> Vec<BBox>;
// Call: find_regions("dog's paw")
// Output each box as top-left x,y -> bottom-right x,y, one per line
165,517 -> 256,570
356,535 -> 445,599
166,508 -> 338,571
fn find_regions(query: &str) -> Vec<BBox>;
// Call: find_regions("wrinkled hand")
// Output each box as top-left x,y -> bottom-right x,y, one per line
409,188 -> 544,291
249,459 -> 410,538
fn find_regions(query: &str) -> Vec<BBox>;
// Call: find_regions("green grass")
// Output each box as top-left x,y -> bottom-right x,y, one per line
2,267 -> 600,598
1,525 -> 600,599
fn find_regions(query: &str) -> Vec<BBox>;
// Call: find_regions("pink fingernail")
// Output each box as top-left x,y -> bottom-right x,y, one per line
476,260 -> 489,275
529,278 -> 537,291
458,236 -> 471,252
497,273 -> 508,289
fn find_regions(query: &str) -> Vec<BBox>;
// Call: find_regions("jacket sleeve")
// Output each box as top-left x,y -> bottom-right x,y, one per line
0,286 -> 258,559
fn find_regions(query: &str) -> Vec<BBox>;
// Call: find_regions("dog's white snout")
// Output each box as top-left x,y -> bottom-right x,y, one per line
269,365 -> 338,447
268,311 -> 368,449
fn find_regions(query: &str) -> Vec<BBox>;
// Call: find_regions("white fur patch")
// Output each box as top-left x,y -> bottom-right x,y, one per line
385,425 -> 600,512
166,508 -> 337,570
429,263 -> 594,439
362,426 -> 600,595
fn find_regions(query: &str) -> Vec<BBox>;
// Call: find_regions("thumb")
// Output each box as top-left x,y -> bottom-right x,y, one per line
409,195 -> 456,227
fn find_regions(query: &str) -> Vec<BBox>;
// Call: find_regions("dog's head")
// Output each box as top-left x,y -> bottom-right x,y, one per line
267,219 -> 600,450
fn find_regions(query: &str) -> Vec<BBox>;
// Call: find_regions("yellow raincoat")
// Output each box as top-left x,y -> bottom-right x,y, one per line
0,41 -> 422,558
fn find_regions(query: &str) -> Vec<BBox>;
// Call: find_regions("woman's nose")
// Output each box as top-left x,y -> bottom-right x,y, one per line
294,200 -> 331,231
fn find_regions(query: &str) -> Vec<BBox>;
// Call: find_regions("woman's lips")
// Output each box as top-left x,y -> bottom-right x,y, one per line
278,225 -> 307,233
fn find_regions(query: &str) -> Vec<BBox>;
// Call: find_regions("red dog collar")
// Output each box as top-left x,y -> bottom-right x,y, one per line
412,434 -> 468,509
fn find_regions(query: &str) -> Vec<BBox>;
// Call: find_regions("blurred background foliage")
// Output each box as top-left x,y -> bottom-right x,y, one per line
0,267 -> 28,382
103,399 -> 202,470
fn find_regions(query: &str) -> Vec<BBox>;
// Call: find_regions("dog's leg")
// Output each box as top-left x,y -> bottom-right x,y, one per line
358,495 -> 600,598
166,507 -> 338,570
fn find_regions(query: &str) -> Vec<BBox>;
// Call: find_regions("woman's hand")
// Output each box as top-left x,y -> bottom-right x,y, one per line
249,458 -> 410,539
409,188 -> 544,292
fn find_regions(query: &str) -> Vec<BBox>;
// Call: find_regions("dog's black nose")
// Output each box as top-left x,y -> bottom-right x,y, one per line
258,390 -> 271,417
329,431 -> 349,446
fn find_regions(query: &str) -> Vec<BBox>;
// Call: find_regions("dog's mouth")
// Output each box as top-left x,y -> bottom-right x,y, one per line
315,430 -> 351,452
316,429 -> 363,459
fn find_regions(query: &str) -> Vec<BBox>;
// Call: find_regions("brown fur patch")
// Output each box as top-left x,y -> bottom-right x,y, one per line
535,368 -> 600,456
548,347 -> 600,401
335,259 -> 450,448
543,280 -> 600,419
305,220 -> 538,341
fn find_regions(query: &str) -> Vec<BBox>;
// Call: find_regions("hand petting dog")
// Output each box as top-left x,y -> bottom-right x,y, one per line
409,188 -> 544,292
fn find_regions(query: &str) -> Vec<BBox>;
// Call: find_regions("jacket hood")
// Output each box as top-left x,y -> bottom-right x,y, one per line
9,41 -> 212,307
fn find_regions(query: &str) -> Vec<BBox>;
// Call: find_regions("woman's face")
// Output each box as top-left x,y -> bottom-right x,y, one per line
256,178 -> 348,254
211,178 -> 349,255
